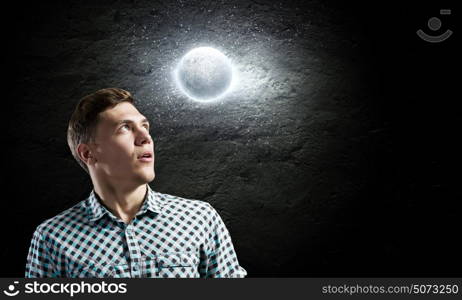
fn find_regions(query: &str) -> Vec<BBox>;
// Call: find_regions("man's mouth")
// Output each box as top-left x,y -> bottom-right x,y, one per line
137,151 -> 153,162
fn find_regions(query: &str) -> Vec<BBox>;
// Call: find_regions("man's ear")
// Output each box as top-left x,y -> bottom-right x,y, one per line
77,143 -> 97,166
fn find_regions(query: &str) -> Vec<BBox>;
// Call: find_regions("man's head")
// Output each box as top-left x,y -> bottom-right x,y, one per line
67,88 -> 155,186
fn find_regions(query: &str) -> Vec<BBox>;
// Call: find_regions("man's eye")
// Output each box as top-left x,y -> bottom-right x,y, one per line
120,124 -> 130,131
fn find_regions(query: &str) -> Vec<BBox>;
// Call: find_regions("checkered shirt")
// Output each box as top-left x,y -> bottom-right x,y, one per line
25,184 -> 247,278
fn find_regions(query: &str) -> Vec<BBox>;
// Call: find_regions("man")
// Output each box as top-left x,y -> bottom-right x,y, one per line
25,88 -> 247,278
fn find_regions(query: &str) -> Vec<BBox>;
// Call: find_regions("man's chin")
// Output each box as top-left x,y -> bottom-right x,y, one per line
147,172 -> 155,183
140,171 -> 155,183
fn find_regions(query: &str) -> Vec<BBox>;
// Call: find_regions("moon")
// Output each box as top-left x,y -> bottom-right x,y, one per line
175,47 -> 234,102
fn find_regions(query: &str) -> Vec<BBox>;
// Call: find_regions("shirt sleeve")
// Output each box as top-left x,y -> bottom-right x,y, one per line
25,226 -> 59,278
199,203 -> 247,278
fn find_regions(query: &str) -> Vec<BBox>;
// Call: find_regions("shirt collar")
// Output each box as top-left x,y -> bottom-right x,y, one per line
87,184 -> 162,222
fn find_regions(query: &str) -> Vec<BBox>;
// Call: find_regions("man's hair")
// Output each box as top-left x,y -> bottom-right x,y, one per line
67,88 -> 134,174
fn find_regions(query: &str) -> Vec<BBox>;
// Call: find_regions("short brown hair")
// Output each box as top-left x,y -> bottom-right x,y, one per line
67,88 -> 134,174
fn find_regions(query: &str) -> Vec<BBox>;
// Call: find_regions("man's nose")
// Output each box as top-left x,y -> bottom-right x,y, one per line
135,128 -> 153,145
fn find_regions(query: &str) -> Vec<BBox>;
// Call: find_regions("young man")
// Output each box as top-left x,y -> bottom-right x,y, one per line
25,88 -> 247,278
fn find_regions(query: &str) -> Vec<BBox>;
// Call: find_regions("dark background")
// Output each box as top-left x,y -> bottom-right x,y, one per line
2,0 -> 460,277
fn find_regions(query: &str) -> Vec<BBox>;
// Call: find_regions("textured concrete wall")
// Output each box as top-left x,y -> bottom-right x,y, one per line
3,0 -> 460,276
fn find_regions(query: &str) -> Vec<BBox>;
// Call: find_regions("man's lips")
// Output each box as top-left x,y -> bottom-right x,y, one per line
137,151 -> 154,162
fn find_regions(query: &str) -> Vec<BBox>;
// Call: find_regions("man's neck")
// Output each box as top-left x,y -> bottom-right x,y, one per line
93,182 -> 148,224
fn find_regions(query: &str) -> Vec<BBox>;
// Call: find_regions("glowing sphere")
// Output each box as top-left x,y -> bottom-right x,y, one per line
175,47 -> 234,102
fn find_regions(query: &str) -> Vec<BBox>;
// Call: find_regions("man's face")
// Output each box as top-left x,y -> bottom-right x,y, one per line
88,102 -> 155,185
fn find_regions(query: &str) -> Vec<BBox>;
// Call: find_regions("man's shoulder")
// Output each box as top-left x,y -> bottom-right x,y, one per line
155,191 -> 212,209
155,191 -> 217,217
35,200 -> 88,236
154,192 -> 230,238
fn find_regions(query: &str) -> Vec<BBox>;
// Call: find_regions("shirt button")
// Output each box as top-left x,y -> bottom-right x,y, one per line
133,264 -> 139,271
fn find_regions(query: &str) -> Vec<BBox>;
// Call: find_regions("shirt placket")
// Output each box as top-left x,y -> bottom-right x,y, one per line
124,222 -> 142,278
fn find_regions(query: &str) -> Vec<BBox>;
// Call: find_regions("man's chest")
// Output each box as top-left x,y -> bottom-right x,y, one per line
56,215 -> 205,277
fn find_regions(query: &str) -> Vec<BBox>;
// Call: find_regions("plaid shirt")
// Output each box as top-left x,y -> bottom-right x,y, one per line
25,184 -> 247,278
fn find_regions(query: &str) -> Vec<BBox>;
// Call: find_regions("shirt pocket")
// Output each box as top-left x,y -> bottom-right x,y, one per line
150,252 -> 200,278
67,259 -> 114,278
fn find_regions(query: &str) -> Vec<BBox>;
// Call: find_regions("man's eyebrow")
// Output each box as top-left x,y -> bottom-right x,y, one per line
115,118 -> 150,126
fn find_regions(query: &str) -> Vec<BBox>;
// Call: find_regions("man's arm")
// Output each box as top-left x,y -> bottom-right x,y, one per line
25,227 -> 59,278
199,203 -> 247,278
